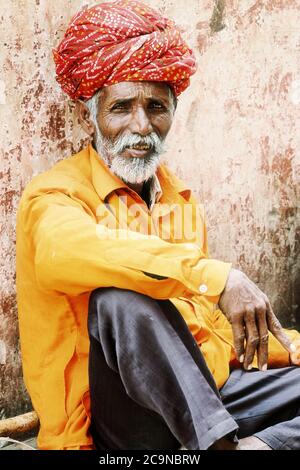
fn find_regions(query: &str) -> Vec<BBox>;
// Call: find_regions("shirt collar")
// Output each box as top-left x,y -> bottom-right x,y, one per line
148,173 -> 163,210
89,144 -> 128,201
89,144 -> 191,205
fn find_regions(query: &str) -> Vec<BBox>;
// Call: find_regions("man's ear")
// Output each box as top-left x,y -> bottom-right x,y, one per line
75,100 -> 95,137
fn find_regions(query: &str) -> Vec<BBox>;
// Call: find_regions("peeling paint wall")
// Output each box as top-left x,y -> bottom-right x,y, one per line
0,0 -> 299,417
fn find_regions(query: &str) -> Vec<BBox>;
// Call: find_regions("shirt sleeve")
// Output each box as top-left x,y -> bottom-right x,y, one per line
22,192 -> 231,298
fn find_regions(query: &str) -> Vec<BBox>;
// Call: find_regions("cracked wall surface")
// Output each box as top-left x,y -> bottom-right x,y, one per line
0,0 -> 299,417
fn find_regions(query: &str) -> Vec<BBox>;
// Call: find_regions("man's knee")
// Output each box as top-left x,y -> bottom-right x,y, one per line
88,287 -> 156,339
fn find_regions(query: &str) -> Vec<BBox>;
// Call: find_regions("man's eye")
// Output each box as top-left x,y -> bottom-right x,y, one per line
149,102 -> 167,112
111,103 -> 127,111
149,102 -> 164,109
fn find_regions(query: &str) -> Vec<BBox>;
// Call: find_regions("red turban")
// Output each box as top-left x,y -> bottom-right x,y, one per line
53,0 -> 197,101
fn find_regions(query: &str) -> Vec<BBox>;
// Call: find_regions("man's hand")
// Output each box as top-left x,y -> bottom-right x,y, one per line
219,268 -> 295,371
290,339 -> 300,366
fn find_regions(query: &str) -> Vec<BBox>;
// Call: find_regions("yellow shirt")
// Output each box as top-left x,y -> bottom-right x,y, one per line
16,144 -> 298,450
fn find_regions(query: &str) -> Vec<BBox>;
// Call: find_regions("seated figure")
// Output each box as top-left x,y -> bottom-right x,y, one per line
16,0 -> 300,450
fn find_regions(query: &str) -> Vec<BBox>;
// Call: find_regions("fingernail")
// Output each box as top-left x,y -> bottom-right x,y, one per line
290,344 -> 296,353
239,355 -> 244,363
247,364 -> 252,370
262,364 -> 267,371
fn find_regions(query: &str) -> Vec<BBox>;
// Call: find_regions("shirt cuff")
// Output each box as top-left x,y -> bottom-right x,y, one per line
190,258 -> 232,299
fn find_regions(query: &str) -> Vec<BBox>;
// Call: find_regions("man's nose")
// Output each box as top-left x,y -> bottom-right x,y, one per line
129,106 -> 153,136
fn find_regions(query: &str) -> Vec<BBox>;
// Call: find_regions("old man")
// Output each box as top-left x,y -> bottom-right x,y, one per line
17,0 -> 300,450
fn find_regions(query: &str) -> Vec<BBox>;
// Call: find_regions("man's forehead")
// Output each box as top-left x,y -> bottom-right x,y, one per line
101,81 -> 172,102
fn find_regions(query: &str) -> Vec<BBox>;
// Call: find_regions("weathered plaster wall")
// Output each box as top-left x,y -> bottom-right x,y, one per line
0,0 -> 299,417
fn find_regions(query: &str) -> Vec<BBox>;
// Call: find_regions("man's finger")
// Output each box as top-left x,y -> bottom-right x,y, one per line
266,302 -> 296,354
231,316 -> 246,362
290,339 -> 300,365
256,306 -> 269,371
243,308 -> 259,370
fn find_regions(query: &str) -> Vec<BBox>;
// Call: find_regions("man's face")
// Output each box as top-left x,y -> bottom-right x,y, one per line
91,81 -> 175,184
97,81 -> 174,155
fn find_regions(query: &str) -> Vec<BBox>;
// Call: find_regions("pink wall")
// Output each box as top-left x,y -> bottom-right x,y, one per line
0,0 -> 299,417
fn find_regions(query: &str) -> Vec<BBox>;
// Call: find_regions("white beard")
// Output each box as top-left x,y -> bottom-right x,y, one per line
109,153 -> 161,184
93,121 -> 165,184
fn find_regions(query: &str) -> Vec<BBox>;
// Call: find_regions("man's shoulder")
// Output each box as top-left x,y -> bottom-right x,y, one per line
21,147 -> 90,200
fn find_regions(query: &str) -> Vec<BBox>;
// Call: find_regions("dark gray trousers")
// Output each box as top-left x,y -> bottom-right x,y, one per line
88,288 -> 300,450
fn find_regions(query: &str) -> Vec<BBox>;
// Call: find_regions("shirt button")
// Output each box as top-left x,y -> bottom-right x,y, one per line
199,284 -> 208,294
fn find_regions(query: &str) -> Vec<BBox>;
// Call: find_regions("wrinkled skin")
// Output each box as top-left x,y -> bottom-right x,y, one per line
76,81 -> 175,195
219,268 -> 296,371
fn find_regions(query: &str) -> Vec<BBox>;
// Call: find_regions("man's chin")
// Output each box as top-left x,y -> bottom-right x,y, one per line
115,172 -> 152,185
113,167 -> 157,185
108,152 -> 161,184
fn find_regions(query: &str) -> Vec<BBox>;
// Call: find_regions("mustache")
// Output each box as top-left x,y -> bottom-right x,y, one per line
107,132 -> 165,157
